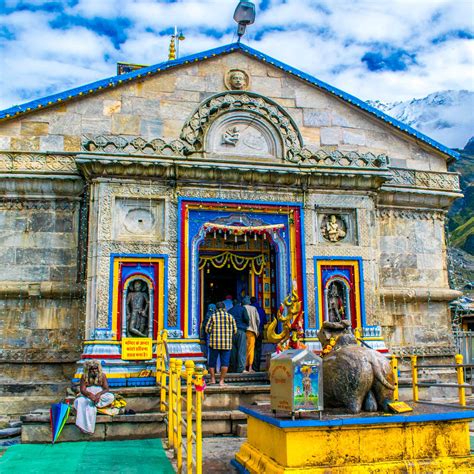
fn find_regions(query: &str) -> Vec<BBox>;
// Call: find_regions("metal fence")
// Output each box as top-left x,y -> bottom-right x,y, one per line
155,330 -> 205,474
410,354 -> 473,407
453,330 -> 474,381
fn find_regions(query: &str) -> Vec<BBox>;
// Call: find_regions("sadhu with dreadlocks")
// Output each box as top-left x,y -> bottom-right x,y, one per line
74,359 -> 114,434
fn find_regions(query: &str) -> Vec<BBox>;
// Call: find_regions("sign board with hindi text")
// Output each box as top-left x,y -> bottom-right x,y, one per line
122,338 -> 153,360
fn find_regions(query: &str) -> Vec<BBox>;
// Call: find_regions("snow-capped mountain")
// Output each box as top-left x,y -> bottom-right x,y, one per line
367,90 -> 474,149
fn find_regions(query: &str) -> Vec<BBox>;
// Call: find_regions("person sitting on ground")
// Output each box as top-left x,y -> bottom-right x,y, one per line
74,359 -> 115,434
243,296 -> 260,373
229,299 -> 249,373
205,301 -> 237,385
250,296 -> 268,372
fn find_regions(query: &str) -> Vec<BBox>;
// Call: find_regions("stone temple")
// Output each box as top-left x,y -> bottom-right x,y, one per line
0,42 -> 462,414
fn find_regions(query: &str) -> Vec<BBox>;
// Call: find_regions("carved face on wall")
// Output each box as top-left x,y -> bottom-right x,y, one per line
225,69 -> 249,90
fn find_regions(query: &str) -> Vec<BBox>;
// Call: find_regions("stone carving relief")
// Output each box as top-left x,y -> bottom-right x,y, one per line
376,208 -> 446,221
0,199 -> 77,211
316,210 -> 356,245
224,69 -> 250,90
0,349 -> 81,363
0,152 -> 78,173
222,126 -> 240,146
321,214 -> 347,242
388,167 -> 461,192
207,111 -> 281,159
113,198 -> 165,241
82,135 -> 187,156
180,91 -> 303,160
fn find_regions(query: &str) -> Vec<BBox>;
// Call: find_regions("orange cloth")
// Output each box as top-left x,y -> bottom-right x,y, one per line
246,330 -> 256,368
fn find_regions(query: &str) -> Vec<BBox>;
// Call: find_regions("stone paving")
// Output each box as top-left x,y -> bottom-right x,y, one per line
166,436 -> 245,473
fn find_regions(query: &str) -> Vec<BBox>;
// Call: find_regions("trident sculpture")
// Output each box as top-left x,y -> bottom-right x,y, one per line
265,285 -> 305,351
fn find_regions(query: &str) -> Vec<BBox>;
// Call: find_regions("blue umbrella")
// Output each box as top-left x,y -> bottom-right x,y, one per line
50,402 -> 70,444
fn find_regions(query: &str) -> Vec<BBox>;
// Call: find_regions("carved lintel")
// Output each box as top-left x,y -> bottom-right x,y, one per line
389,345 -> 455,357
0,152 -> 78,174
380,287 -> 462,303
76,154 -> 391,190
81,135 -> 188,156
388,167 -> 461,193
376,207 -> 447,221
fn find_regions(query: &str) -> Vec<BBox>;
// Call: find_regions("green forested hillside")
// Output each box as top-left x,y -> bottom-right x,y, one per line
447,147 -> 473,289
448,149 -> 474,255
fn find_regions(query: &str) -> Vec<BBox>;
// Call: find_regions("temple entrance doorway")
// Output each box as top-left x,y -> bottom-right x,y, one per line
198,231 -> 278,326
203,266 -> 249,309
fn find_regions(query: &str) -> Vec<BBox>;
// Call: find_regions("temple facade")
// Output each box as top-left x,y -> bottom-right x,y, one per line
0,43 -> 462,408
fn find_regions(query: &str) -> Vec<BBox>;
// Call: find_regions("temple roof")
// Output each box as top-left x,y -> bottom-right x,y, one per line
0,42 -> 459,160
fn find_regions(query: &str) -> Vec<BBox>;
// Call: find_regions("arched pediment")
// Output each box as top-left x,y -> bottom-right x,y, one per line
180,91 -> 303,162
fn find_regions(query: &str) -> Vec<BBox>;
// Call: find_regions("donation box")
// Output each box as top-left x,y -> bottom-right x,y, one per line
269,349 -> 323,416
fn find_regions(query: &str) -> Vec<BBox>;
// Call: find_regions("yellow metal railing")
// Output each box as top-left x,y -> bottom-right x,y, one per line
410,353 -> 472,407
155,331 -> 204,474
390,354 -> 399,401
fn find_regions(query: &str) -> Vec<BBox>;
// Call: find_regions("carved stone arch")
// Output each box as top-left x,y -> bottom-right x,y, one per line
180,91 -> 303,162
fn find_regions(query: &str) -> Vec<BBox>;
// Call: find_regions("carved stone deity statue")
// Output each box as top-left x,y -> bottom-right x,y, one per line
126,280 -> 150,338
225,69 -> 249,90
222,126 -> 240,146
322,214 -> 346,242
327,282 -> 345,322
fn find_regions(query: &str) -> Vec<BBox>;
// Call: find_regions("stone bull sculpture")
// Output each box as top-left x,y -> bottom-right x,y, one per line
317,320 -> 395,414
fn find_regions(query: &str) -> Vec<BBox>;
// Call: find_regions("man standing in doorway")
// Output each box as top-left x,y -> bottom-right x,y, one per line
229,299 -> 249,373
251,296 -> 267,372
205,301 -> 237,385
243,296 -> 260,373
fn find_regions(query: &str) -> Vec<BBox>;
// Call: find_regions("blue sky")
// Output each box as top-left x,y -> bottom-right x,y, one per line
0,0 -> 473,109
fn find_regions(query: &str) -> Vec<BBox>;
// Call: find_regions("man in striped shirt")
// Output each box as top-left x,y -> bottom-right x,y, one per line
205,301 -> 237,385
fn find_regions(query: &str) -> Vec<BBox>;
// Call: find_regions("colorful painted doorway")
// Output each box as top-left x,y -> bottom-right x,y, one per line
177,199 -> 306,340
198,232 -> 278,322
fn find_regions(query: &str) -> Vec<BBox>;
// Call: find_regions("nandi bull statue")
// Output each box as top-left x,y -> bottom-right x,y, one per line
317,320 -> 395,414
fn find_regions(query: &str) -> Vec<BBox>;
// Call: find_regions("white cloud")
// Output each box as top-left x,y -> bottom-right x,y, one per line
0,0 -> 472,112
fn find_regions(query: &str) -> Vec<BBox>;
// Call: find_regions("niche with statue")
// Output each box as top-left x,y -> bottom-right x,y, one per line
124,278 -> 152,338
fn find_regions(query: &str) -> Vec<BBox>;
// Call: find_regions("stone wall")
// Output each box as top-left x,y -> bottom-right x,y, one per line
0,175 -> 85,412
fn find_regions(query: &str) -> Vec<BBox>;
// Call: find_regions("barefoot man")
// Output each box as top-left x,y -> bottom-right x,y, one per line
205,301 -> 237,385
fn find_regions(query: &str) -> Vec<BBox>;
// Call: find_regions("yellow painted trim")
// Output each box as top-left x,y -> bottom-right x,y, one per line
184,203 -> 298,338
111,256 -> 166,340
75,371 -> 157,379
184,206 -> 190,337
111,258 -> 120,338
236,416 -> 473,473
200,268 -> 204,330
289,220 -> 296,283
316,259 -> 362,329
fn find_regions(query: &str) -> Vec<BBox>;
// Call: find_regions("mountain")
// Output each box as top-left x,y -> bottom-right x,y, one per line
367,90 -> 474,149
369,90 -> 474,288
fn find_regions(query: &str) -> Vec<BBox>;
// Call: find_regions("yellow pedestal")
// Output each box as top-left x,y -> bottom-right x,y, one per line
234,406 -> 474,473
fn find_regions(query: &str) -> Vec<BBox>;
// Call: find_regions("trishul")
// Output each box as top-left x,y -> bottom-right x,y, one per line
265,286 -> 304,348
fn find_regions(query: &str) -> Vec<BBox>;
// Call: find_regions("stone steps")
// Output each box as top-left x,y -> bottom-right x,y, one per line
19,377 -> 270,443
21,409 -> 248,443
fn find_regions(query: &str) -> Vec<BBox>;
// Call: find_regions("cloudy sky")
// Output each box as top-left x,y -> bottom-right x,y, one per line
1,0 -> 473,110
